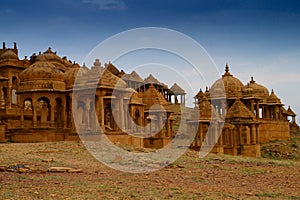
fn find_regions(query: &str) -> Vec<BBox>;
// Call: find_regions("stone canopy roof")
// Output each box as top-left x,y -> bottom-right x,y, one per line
266,89 -> 281,104
287,106 -> 296,116
226,99 -> 256,122
19,60 -> 66,92
170,83 -> 185,95
243,77 -> 269,100
121,70 -> 143,82
0,50 -> 19,60
210,64 -> 243,99
141,84 -> 171,113
143,74 -> 167,87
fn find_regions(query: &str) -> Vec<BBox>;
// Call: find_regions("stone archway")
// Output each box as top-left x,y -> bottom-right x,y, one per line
37,97 -> 51,127
55,98 -> 63,128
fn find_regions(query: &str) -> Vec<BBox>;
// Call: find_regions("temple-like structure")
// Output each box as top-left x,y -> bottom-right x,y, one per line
0,42 -> 297,157
0,43 -> 184,147
189,64 -> 298,157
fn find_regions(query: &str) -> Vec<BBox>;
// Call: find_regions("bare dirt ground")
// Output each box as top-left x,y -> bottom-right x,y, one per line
0,139 -> 300,200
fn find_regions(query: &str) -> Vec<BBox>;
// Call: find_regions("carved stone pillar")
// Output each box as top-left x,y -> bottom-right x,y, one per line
62,97 -> 66,129
33,101 -> 37,128
250,124 -> 256,144
85,98 -> 90,130
238,125 -> 243,145
255,124 -> 259,143
199,123 -> 203,146
250,99 -> 254,114
166,113 -> 171,138
50,99 -> 55,127
246,125 -> 251,145
20,105 -> 24,128
255,101 -> 259,119
119,97 -> 125,131
157,113 -> 163,138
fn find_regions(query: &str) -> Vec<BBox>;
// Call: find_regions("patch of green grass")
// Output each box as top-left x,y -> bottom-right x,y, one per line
239,168 -> 267,175
255,192 -> 283,198
190,176 -> 206,183
13,175 -> 32,181
46,175 -> 64,180
291,143 -> 298,148
4,191 -> 19,199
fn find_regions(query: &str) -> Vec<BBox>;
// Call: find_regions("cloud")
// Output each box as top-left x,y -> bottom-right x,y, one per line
83,0 -> 127,10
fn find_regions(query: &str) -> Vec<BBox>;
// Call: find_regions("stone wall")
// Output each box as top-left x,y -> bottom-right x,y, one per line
0,124 -> 5,142
259,120 -> 290,143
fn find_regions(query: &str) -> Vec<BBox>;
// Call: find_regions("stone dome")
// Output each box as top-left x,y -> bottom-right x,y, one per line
243,77 -> 269,100
0,50 -> 19,60
35,48 -> 68,71
64,65 -> 89,88
19,61 -> 65,91
210,64 -> 243,99
40,48 -> 62,62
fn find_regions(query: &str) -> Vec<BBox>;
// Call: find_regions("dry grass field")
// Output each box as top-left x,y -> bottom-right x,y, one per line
0,135 -> 300,200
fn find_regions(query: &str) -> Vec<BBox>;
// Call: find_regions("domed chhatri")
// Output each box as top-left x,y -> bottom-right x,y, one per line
19,60 -> 65,91
191,63 -> 297,157
243,77 -> 269,100
0,43 -> 297,159
210,63 -> 243,99
20,61 -> 64,82
0,49 -> 19,60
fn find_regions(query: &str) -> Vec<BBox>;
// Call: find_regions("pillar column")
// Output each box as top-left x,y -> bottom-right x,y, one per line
266,106 -> 270,119
199,123 -> 203,146
157,113 -> 163,138
33,102 -> 37,128
219,126 -> 223,146
70,96 -> 76,130
62,97 -> 66,129
214,123 -> 218,145
194,124 -> 198,147
246,125 -> 251,145
250,99 -> 254,114
250,124 -> 256,144
85,98 -> 90,130
232,128 -> 236,146
99,96 -> 105,131
20,105 -> 24,128
255,124 -> 259,143
7,85 -> 12,108
119,97 -> 125,131
238,125 -> 243,145
256,101 -> 259,119
50,99 -> 55,127
166,113 -> 171,138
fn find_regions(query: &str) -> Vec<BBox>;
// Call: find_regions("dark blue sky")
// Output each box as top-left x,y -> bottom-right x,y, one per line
1,0 -> 300,59
1,0 -> 300,116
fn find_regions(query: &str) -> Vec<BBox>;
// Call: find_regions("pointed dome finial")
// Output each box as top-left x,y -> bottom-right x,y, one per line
223,63 -> 232,76
271,89 -> 274,94
225,63 -> 229,72
93,59 -> 101,67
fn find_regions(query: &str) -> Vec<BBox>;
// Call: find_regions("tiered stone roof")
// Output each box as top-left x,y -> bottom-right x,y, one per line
170,83 -> 185,95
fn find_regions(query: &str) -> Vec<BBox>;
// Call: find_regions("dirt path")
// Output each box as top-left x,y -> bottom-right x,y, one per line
0,141 -> 299,199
